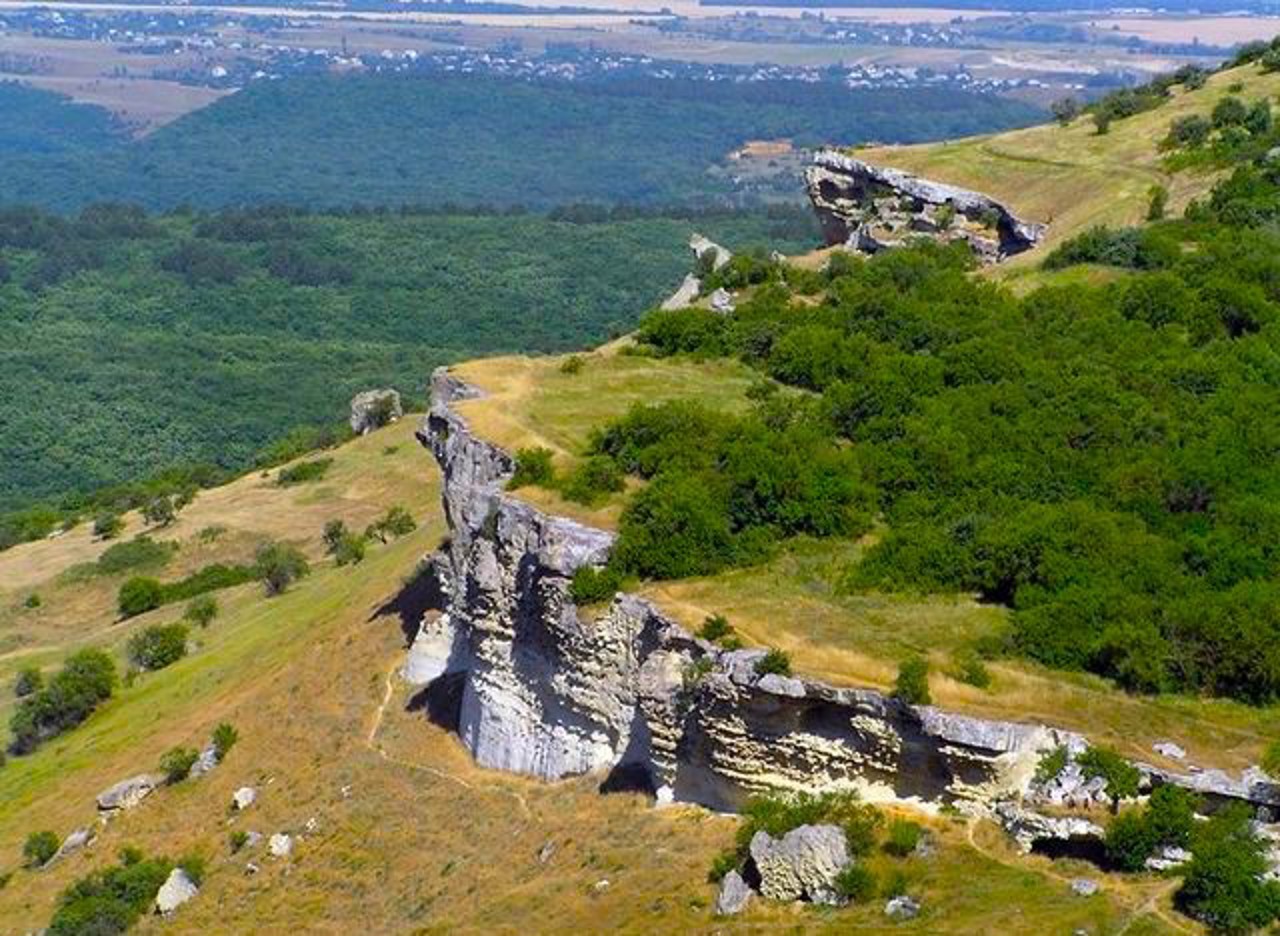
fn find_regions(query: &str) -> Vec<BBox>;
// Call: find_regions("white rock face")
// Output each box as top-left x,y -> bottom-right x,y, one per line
269,833 -> 293,858
993,801 -> 1105,854
660,274 -> 701,311
155,868 -> 198,915
750,824 -> 849,905
232,787 -> 257,811
52,828 -> 94,863
715,870 -> 752,916
689,233 -> 731,271
188,744 -> 219,779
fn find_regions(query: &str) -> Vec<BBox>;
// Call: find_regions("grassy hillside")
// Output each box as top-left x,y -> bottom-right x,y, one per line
0,205 -> 815,514
856,59 -> 1280,270
0,414 -> 1186,935
0,74 -> 1042,212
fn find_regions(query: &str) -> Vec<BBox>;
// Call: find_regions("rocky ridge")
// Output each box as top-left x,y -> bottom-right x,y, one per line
804,149 -> 1045,264
410,367 -> 1280,841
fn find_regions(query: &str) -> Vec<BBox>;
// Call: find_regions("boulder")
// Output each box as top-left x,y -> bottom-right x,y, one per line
188,744 -> 219,779
885,894 -> 920,920
715,869 -> 753,916
52,828 -> 94,863
709,288 -> 734,315
268,833 -> 293,858
757,672 -> 806,698
1145,845 -> 1191,872
660,274 -> 701,311
1070,878 -> 1099,897
749,824 -> 849,905
154,868 -> 199,916
689,234 -> 731,271
232,786 -> 257,811
96,774 -> 164,812
349,388 -> 403,435
1153,741 -> 1186,760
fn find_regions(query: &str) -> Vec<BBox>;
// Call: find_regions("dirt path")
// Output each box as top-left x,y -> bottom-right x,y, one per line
365,657 -> 532,820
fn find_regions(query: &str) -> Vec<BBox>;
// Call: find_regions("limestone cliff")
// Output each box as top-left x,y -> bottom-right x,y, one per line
805,149 -> 1045,264
411,367 -> 1279,818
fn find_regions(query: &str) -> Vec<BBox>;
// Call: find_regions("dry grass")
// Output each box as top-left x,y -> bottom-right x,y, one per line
856,61 -> 1280,271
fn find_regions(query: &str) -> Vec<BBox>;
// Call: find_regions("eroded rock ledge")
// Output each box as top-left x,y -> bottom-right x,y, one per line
411,367 -> 1278,818
805,149 -> 1046,264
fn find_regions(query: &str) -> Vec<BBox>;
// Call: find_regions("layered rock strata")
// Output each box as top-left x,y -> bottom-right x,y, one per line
804,149 -> 1046,264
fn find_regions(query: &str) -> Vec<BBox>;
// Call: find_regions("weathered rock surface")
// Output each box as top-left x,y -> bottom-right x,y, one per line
413,367 -> 1280,822
1146,845 -> 1191,872
750,824 -> 849,905
97,774 -> 164,812
350,388 -> 403,435
804,150 -> 1045,265
689,233 -> 731,271
232,786 -> 257,811
660,273 -> 701,311
52,828 -> 93,863
993,801 -> 1105,854
716,869 -> 753,915
709,288 -> 734,315
188,744 -> 219,779
269,833 -> 293,858
885,894 -> 921,919
155,868 -> 198,916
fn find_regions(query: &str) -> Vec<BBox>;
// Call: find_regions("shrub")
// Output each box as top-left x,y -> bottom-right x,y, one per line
8,649 -> 116,753
178,853 -> 206,886
322,519 -> 349,554
117,576 -> 162,618
24,830 -> 59,868
333,533 -> 366,566
1050,97 -> 1081,126
161,563 -> 256,602
884,819 -> 924,857
1092,111 -> 1111,135
1211,95 -> 1248,129
126,623 -> 188,671
1145,784 -> 1199,850
707,849 -> 738,883
894,656 -> 931,705
1078,746 -> 1140,810
255,542 -> 309,596
560,456 -> 624,506
14,666 -> 42,698
833,863 -> 878,903
1147,185 -> 1168,222
366,506 -> 416,542
560,354 -> 585,375
1105,809 -> 1156,871
142,495 -> 177,527
508,447 -> 555,490
1164,114 -> 1211,149
697,614 -> 733,642
570,564 -> 623,604
23,593 -> 40,609
738,790 -> 882,861
184,594 -> 218,628
46,849 -> 172,936
212,722 -> 239,759
277,458 -> 333,486
93,512 -> 123,540
97,537 -> 176,576
159,746 -> 198,784
953,651 -> 991,689
1175,804 -> 1280,932
229,830 -> 249,853
755,648 -> 792,677
1034,746 -> 1068,784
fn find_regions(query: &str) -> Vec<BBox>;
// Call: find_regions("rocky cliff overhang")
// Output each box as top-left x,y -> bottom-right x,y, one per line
412,367 -> 1280,817
805,149 -> 1046,265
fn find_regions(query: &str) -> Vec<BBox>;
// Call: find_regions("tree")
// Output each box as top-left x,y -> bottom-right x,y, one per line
1176,804 -> 1280,932
1092,111 -> 1112,136
1105,809 -> 1157,871
93,512 -> 123,540
1078,746 -> 1140,811
126,623 -> 188,671
117,577 -> 163,618
255,542 -> 309,596
322,519 -> 349,554
9,649 -> 116,754
1051,97 -> 1082,126
1211,95 -> 1248,129
333,532 -> 366,566
508,447 -> 555,490
183,594 -> 218,628
894,656 -> 931,705
24,830 -> 59,868
142,496 -> 176,528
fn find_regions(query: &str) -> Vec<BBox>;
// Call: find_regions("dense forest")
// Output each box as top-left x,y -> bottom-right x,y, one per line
0,203 -> 816,517
0,74 -> 1041,211
592,150 -> 1280,706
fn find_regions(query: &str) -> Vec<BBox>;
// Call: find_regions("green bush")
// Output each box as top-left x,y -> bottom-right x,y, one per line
366,506 -> 416,542
1211,95 -> 1248,129
1105,809 -> 1158,872
46,848 -> 172,936
255,542 -> 310,596
833,863 -> 878,903
508,447 -> 556,490
1175,804 -> 1280,932
159,746 -> 198,784
1147,185 -> 1168,222
1078,746 -> 1140,810
707,849 -> 738,883
97,537 -> 177,576
23,593 -> 40,609
894,656 -> 931,705
117,576 -> 163,618
8,648 -> 116,754
560,456 -> 625,506
569,565 -> 623,604
333,533 -> 367,566
126,623 -> 188,671
884,819 -> 924,857
277,458 -> 333,486
755,648 -> 792,678
183,594 -> 218,628
24,830 -> 59,868
322,519 -> 350,554
697,614 -> 733,643
14,666 -> 42,698
212,722 -> 239,759
93,512 -> 123,540
1034,746 -> 1068,785
953,651 -> 991,690
229,830 -> 249,853
560,355 -> 585,375
160,563 -> 256,602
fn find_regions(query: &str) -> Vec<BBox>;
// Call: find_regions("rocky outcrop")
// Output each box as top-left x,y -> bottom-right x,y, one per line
155,868 -> 198,916
97,774 -> 164,812
413,367 -> 1280,821
659,274 -> 701,312
750,824 -> 849,905
715,870 -> 753,915
993,801 -> 1105,854
350,388 -> 403,435
689,233 -> 731,272
805,150 -> 1045,265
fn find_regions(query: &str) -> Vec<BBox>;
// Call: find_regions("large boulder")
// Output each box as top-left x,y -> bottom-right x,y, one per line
187,744 -> 219,779
155,868 -> 199,916
232,786 -> 257,811
96,774 -> 164,812
349,389 -> 403,435
715,869 -> 753,916
749,824 -> 849,905
51,828 -> 94,863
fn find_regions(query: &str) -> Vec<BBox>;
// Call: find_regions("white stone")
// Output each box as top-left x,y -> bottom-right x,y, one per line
154,868 -> 198,915
885,894 -> 920,919
1153,741 -> 1186,760
715,870 -> 752,915
1070,878 -> 1099,897
232,787 -> 257,810
268,833 -> 293,858
96,774 -> 164,811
